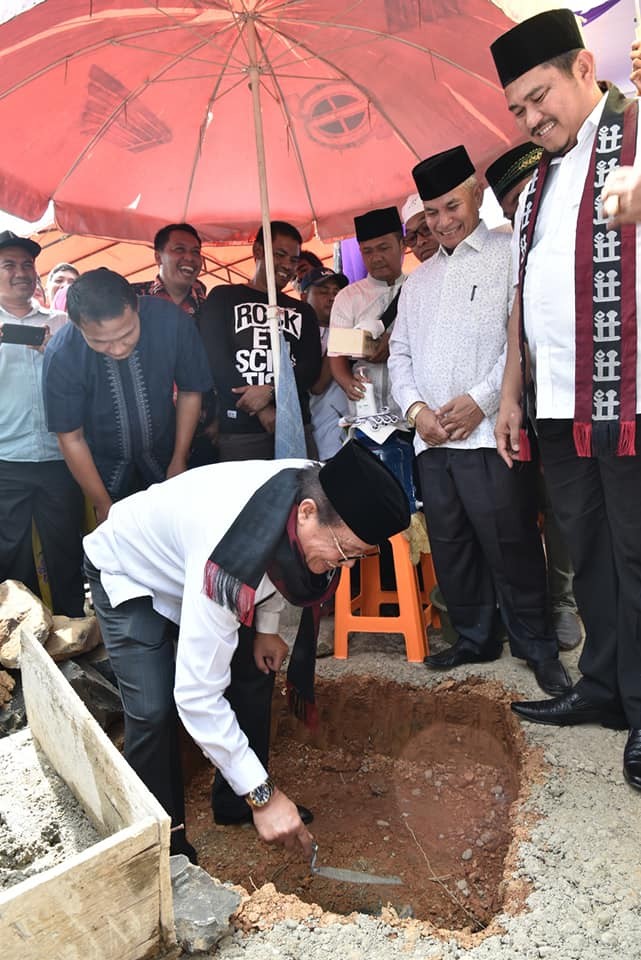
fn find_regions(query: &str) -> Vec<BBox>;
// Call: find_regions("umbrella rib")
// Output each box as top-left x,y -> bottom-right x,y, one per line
254,25 -> 319,228
180,25 -> 248,221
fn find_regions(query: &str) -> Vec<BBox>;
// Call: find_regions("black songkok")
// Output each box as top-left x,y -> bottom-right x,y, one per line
319,440 -> 410,544
491,8 -> 584,89
485,142 -> 543,203
354,206 -> 402,243
412,145 -> 475,202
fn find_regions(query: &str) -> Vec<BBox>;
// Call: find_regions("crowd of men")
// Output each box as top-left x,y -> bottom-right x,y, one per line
1,7 -> 640,862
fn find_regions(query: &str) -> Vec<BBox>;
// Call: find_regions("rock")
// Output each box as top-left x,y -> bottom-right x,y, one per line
0,581 -> 53,668
0,675 -> 26,737
461,848 -> 473,861
0,670 -> 15,706
170,854 -> 241,953
58,660 -> 122,729
76,642 -> 118,687
45,615 -> 102,662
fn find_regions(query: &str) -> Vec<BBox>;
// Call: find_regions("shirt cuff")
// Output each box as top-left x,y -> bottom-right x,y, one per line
255,608 -> 281,634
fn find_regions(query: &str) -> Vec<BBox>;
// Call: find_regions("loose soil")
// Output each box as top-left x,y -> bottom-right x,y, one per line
185,676 -> 527,931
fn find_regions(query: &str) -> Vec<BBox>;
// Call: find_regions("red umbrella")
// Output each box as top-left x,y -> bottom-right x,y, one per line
0,0 -> 517,244
0,0 -> 518,382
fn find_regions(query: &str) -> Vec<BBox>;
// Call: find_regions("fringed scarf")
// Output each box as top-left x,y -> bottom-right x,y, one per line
517,84 -> 638,459
203,469 -> 339,728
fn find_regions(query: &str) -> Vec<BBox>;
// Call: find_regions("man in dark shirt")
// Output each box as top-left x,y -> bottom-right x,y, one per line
43,268 -> 213,523
198,220 -> 322,461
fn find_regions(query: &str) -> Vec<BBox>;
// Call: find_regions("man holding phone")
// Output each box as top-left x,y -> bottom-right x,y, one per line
0,230 -> 85,616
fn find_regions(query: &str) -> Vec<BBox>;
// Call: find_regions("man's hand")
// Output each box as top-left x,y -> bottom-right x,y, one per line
94,499 -> 113,525
342,367 -> 368,403
435,394 -> 484,441
494,398 -> 522,468
166,454 -> 188,479
256,405 -> 276,434
252,787 -> 314,857
415,406 -> 449,446
367,330 -> 390,364
232,384 -> 274,415
601,166 -> 641,225
253,632 -> 289,674
28,324 -> 51,354
631,39 -> 641,96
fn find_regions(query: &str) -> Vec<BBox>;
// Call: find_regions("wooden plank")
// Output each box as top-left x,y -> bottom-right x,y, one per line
0,820 -> 166,960
18,630 -> 175,946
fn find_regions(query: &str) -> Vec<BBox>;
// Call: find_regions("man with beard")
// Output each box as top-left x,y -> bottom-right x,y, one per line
491,9 -> 641,790
388,145 -> 567,698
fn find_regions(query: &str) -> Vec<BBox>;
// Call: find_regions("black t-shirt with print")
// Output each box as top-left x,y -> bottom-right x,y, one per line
198,284 -> 321,435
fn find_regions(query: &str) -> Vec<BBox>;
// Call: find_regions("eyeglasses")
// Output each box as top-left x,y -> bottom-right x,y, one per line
327,528 -> 381,565
404,225 -> 433,248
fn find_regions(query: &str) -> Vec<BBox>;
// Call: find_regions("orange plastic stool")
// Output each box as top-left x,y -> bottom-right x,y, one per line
333,532 -> 437,663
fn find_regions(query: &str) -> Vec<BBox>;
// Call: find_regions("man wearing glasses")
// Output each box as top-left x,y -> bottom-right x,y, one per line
84,441 -> 409,862
401,194 -> 440,264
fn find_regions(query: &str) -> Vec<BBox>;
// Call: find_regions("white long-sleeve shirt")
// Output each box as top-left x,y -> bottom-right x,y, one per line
389,221 -> 511,455
84,459 -> 311,797
328,272 -> 405,415
513,92 -> 641,418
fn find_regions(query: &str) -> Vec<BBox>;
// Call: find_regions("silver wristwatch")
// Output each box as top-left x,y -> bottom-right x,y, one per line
245,776 -> 275,809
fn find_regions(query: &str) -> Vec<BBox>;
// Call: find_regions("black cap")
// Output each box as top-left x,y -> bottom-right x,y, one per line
485,142 -> 543,203
490,9 -> 584,89
412,146 -> 475,202
319,440 -> 411,545
354,206 -> 402,243
300,267 -> 349,294
0,230 -> 41,259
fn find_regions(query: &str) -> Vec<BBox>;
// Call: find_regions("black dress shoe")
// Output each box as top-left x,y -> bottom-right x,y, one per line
511,689 -> 627,729
424,638 -> 502,670
527,658 -> 572,697
170,828 -> 199,864
623,729 -> 641,791
214,803 -> 314,826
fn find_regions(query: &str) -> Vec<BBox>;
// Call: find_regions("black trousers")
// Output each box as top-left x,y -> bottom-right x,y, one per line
0,459 -> 84,616
538,418 -> 641,725
210,623 -> 276,817
417,447 -> 557,663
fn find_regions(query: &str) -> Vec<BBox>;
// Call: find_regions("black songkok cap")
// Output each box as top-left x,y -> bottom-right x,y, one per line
354,206 -> 402,243
485,142 -> 543,203
412,145 -> 475,202
319,440 -> 410,544
490,8 -> 584,89
0,229 -> 41,259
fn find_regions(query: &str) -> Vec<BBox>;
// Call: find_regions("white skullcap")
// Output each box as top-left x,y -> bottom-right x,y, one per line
401,193 -> 424,226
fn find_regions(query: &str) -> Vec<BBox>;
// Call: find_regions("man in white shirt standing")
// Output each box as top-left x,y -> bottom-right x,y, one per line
490,9 -> 641,789
329,206 -> 405,414
84,441 -> 410,862
389,145 -> 568,698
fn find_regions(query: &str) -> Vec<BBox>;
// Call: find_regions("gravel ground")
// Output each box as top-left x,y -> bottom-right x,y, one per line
209,612 -> 641,959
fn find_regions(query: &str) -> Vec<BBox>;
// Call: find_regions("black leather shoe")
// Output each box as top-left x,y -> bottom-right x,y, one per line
214,803 -> 314,826
623,729 -> 641,791
511,689 -> 627,729
425,638 -> 502,670
170,829 -> 198,864
553,610 -> 583,651
527,658 -> 572,697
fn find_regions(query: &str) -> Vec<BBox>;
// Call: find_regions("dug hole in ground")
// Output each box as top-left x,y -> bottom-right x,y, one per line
181,607 -> 641,960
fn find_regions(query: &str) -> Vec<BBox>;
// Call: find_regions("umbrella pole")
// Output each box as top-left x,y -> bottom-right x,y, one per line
247,16 -> 280,389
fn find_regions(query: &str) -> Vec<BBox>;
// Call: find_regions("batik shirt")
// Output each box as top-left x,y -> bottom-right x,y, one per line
43,297 -> 213,499
131,274 -> 207,320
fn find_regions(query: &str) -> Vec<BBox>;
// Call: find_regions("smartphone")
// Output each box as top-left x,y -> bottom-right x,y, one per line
1,323 -> 47,346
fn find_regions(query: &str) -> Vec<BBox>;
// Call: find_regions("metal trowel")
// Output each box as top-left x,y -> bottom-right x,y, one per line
310,841 -> 403,886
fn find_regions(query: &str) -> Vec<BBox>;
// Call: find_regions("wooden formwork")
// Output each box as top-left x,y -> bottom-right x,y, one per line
0,631 -> 176,960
